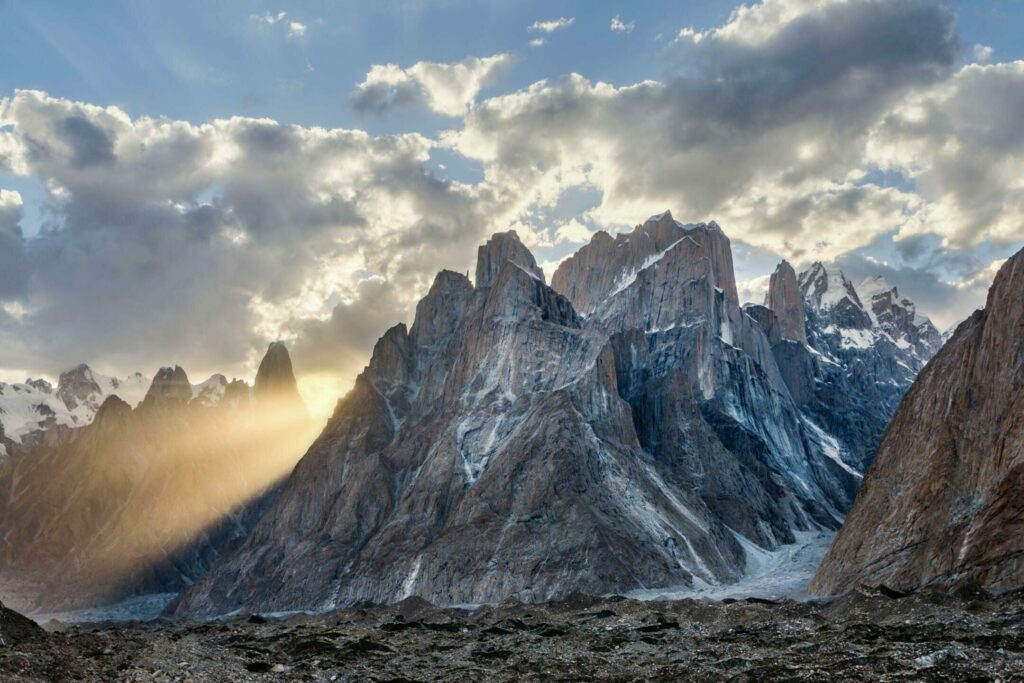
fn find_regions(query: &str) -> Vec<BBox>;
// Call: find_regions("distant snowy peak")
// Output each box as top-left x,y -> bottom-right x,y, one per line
858,276 -> 939,333
798,263 -> 864,314
192,374 -> 229,407
0,364 -> 147,455
793,263 -> 941,364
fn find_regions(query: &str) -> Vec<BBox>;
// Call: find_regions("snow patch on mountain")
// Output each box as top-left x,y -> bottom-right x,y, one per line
0,366 -> 146,454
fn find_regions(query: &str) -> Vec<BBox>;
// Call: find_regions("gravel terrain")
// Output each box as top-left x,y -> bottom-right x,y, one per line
3,587 -> 1024,681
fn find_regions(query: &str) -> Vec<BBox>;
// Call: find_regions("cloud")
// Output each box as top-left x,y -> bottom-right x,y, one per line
529,38 -> 545,48
351,53 -> 513,117
250,10 -> 311,39
2,0 -> 1021,408
448,0 -> 959,263
528,17 -> 574,33
866,61 -> 1024,249
0,189 -> 28,300
0,90 -> 520,385
289,276 -> 410,378
251,11 -> 286,26
972,44 -> 994,64
553,219 -> 593,245
611,16 -> 635,33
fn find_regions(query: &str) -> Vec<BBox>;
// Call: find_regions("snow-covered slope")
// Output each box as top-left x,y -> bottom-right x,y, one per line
0,365 -> 146,458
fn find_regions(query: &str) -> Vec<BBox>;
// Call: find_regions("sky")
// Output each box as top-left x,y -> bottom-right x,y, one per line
1,0 -> 1023,418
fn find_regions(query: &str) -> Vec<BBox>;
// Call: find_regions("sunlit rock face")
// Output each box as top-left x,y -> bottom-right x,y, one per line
0,344 -> 314,615
811,247 -> 1024,596
173,215 -> 896,618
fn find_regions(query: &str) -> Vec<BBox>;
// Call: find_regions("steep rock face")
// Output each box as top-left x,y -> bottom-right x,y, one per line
174,221 -> 861,618
810,248 -> 1024,596
767,261 -> 807,344
0,345 -> 314,614
554,216 -> 856,521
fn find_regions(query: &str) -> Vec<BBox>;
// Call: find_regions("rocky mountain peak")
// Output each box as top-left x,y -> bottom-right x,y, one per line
767,260 -> 807,343
145,365 -> 192,402
798,263 -> 871,330
25,378 -> 52,394
56,363 -> 101,411
409,270 -> 474,351
475,230 -> 544,288
192,374 -> 229,407
254,342 -> 307,423
93,394 -> 133,423
254,342 -> 299,400
551,212 -> 738,319
799,263 -> 862,310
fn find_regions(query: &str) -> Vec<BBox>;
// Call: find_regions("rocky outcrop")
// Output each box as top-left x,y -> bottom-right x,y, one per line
810,247 -> 1024,596
0,344 -> 314,614
173,218 -> 866,618
0,600 -> 43,646
767,261 -> 807,344
474,231 -> 543,288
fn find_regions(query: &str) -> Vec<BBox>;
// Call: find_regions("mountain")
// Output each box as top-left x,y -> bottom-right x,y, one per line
810,247 -> 1024,596
771,263 -> 944,471
0,365 -> 147,459
0,344 -> 314,615
172,212 -> 884,618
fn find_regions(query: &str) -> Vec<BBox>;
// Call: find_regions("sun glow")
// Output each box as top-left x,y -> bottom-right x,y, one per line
298,371 -> 355,421
0,399 -> 321,615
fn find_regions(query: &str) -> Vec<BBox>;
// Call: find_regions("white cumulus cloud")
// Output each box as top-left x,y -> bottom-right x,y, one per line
351,53 -> 513,117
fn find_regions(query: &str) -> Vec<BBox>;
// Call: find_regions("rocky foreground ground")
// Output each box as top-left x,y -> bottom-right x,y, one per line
3,588 -> 1024,681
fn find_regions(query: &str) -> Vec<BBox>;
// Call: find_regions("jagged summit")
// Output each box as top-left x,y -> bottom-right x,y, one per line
551,212 -> 738,319
475,230 -> 544,288
93,394 -> 133,422
57,363 -> 102,411
145,365 -> 192,402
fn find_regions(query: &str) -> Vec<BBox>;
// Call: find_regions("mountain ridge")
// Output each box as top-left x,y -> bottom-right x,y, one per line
170,213 -> 937,618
